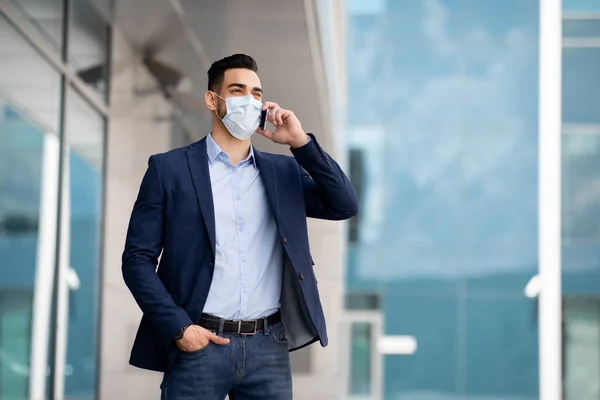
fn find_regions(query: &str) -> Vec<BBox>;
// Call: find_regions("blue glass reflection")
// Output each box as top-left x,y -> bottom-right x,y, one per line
562,133 -> 600,294
563,48 -> 600,124
65,150 -> 102,399
346,0 -> 540,398
0,103 -> 45,400
563,0 -> 600,12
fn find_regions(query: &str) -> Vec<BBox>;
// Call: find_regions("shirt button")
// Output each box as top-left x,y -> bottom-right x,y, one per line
241,256 -> 247,263
235,195 -> 241,201
299,273 -> 305,280
282,236 -> 288,243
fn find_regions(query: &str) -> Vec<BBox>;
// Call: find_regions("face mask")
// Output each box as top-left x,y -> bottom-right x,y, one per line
213,93 -> 262,140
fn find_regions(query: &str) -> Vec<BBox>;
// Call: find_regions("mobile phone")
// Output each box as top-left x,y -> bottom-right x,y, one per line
259,109 -> 268,130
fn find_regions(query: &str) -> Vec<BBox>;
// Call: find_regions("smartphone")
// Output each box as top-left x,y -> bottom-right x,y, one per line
259,109 -> 268,130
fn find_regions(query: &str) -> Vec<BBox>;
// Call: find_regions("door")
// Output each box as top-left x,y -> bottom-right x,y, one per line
342,311 -> 383,400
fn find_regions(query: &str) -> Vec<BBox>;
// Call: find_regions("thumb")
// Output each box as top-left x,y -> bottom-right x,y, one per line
209,332 -> 230,345
257,128 -> 274,140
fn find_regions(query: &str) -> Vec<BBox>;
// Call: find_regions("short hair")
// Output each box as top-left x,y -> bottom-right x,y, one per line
207,54 -> 258,92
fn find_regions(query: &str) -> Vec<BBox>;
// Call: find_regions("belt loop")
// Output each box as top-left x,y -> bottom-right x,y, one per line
217,318 -> 225,336
263,317 -> 269,336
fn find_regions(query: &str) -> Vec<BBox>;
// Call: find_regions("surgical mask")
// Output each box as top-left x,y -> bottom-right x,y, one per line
213,92 -> 262,140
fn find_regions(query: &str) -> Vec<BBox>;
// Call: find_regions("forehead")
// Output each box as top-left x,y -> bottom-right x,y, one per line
222,68 -> 262,89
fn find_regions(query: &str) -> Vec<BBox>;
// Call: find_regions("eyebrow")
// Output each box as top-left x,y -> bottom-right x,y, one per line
228,82 -> 263,93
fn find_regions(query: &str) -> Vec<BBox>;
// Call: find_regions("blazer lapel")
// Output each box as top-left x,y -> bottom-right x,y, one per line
186,138 -> 216,255
253,148 -> 280,227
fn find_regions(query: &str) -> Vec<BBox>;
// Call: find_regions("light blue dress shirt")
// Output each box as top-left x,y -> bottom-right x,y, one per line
202,133 -> 283,321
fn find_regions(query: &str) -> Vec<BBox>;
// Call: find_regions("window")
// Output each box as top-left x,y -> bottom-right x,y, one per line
0,3 -> 109,398
350,322 -> 372,396
69,0 -> 110,101
343,311 -> 383,400
0,14 -> 62,400
563,298 -> 600,399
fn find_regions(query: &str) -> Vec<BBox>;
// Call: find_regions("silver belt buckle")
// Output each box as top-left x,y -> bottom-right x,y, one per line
239,320 -> 257,335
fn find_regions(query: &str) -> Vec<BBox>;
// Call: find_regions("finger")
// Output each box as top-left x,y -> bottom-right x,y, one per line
277,109 -> 285,125
267,107 -> 280,126
209,332 -> 230,345
262,101 -> 279,111
280,109 -> 293,122
257,128 -> 275,140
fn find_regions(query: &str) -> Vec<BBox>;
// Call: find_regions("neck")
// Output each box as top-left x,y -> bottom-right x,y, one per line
211,120 -> 251,164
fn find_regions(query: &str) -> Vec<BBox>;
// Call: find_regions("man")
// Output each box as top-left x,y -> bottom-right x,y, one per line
122,54 -> 358,400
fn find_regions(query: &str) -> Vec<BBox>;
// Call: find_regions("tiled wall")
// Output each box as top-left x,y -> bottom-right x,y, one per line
100,27 -> 171,400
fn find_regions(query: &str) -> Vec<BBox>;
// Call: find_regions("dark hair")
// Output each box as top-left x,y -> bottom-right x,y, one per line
207,54 -> 258,92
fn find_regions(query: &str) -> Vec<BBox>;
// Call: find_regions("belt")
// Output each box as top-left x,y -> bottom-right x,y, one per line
197,311 -> 281,335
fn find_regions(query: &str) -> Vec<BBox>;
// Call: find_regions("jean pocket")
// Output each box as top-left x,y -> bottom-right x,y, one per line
179,342 -> 211,357
269,323 -> 288,344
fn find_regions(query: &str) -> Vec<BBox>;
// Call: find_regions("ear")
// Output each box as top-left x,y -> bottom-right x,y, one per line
205,91 -> 218,111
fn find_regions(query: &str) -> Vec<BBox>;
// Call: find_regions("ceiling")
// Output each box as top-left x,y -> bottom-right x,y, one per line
113,0 -> 330,155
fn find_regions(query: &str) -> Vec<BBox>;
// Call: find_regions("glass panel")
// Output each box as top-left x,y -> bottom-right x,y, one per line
563,48 -> 600,124
564,298 -> 600,400
0,15 -> 61,400
464,297 -> 538,397
563,19 -> 600,38
0,105 -> 44,400
349,322 -> 372,395
8,0 -> 64,54
562,131 -> 600,294
563,0 -> 600,13
69,0 -> 109,101
63,88 -> 104,399
0,14 -> 62,134
383,295 -> 459,397
345,1 -> 540,398
562,133 -> 600,244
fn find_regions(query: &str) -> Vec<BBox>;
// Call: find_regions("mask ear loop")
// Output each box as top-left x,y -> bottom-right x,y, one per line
211,92 -> 226,121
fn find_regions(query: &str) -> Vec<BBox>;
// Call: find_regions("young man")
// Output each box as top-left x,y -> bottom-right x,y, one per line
122,54 -> 358,400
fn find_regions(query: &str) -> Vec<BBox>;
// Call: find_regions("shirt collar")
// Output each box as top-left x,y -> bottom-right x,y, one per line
206,133 -> 256,168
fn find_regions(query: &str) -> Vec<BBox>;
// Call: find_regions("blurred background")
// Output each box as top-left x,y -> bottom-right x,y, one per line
0,0 -> 597,399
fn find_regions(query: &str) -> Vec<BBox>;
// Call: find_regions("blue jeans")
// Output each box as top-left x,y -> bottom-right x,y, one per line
161,322 -> 292,400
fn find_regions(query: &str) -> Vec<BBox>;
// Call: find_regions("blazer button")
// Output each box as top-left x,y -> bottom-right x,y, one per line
299,273 -> 305,280
282,236 -> 288,243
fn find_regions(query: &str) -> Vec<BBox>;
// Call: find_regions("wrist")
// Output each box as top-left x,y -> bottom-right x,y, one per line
174,324 -> 191,341
289,133 -> 309,148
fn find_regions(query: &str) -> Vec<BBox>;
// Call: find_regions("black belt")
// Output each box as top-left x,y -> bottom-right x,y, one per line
197,311 -> 281,335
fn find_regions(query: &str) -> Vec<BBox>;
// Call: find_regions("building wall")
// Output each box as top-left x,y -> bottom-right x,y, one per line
99,27 -> 171,400
291,1 -> 348,399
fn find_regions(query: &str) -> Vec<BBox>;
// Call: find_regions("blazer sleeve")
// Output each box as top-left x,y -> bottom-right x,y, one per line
290,133 -> 359,220
121,155 -> 192,346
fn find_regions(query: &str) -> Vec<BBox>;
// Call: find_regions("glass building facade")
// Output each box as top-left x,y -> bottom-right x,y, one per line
562,1 -> 600,398
345,0 -> 600,399
0,1 -> 109,399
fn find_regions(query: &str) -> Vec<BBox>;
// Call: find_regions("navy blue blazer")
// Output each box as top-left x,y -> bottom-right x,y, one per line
122,133 -> 358,372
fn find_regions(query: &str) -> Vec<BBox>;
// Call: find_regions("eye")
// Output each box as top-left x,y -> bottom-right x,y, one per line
253,93 -> 262,99
231,88 -> 242,93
